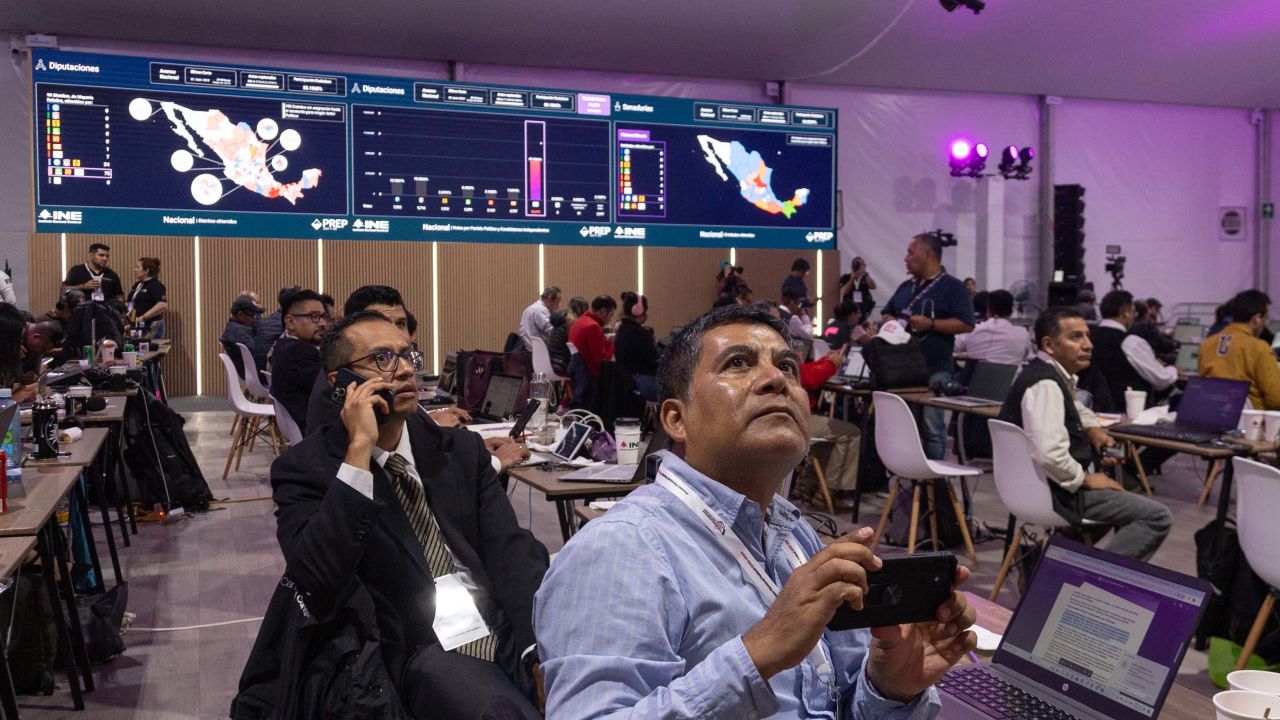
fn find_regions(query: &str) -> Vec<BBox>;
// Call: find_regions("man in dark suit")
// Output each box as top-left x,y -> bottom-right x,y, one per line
268,289 -> 329,435
263,310 -> 548,718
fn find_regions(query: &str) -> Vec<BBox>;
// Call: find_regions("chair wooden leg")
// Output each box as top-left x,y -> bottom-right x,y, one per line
223,416 -> 245,480
907,482 -> 922,555
927,483 -> 940,552
236,417 -> 254,471
1236,593 -> 1277,671
870,479 -> 898,553
247,416 -> 259,453
1126,441 -> 1152,496
989,525 -> 1023,602
1198,460 -> 1222,507
947,481 -> 979,565
811,455 -> 835,514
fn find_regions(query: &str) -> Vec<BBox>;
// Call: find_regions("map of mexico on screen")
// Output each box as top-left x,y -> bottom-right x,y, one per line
31,50 -> 836,248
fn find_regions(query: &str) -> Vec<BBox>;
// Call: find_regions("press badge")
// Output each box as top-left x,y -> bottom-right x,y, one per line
432,573 -> 492,651
92,289 -> 105,302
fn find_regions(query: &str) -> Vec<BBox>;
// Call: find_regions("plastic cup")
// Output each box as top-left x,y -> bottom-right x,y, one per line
1241,410 -> 1265,441
1229,669 -> 1280,695
1263,412 -> 1280,444
122,351 -> 137,368
1213,690 -> 1279,719
1124,389 -> 1147,420
614,418 -> 642,465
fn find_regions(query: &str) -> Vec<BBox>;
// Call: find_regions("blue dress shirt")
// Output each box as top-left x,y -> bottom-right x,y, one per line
534,453 -> 941,719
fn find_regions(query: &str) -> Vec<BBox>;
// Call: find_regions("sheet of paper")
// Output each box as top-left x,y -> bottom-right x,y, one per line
432,573 -> 491,651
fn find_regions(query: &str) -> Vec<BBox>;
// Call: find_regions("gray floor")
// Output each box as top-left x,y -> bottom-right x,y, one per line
19,399 -> 1226,717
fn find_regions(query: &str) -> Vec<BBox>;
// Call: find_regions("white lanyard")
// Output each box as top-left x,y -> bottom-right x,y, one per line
129,281 -> 146,313
85,263 -> 103,281
655,468 -> 839,701
903,270 -> 945,317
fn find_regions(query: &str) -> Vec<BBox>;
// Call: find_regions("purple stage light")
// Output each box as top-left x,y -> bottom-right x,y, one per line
950,140 -> 972,160
974,143 -> 989,159
1019,146 -> 1034,163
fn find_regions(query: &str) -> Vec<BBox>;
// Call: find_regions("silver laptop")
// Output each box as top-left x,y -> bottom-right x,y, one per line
472,373 -> 524,422
830,347 -> 871,385
938,536 -> 1210,720
937,361 -> 1018,408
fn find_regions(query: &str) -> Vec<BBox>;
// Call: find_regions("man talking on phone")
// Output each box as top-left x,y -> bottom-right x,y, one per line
245,311 -> 549,718
535,304 -> 977,719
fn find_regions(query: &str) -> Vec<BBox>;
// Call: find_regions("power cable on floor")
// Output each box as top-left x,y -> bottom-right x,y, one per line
129,617 -> 264,633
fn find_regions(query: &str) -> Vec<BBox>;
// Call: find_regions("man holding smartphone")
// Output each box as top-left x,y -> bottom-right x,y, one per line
535,303 -> 977,719
243,310 -> 549,718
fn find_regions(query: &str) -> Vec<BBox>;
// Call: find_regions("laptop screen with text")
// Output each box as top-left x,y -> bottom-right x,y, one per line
479,374 -> 523,420
994,537 -> 1209,720
1175,376 -> 1250,432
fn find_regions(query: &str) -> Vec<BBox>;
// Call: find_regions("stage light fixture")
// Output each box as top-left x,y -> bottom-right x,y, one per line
998,145 -> 1019,176
1017,146 -> 1034,176
949,140 -> 972,175
939,0 -> 985,14
972,143 -> 989,174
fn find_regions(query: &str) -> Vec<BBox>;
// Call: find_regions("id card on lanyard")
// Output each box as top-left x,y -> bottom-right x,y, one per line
655,468 -> 843,718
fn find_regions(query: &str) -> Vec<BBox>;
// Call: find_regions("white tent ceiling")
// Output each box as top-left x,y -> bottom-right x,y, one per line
3,0 -> 1280,109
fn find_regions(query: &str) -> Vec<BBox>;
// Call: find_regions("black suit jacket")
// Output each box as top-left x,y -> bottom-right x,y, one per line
269,336 -> 322,435
268,413 -> 549,698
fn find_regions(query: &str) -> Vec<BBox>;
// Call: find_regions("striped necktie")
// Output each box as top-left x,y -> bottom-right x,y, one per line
384,452 -> 496,661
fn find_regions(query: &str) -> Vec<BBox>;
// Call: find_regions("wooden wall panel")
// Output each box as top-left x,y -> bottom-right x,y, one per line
27,233 -> 62,315
321,239 -> 433,354
437,242 -> 538,365
543,245 -> 637,308
199,238 -> 319,397
736,248 -> 817,305
818,248 -> 842,323
643,246 -> 724,334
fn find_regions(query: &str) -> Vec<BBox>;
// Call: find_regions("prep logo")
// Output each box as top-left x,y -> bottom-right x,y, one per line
579,225 -> 613,238
805,231 -> 834,243
352,218 -> 389,233
311,218 -> 348,232
38,208 -> 83,225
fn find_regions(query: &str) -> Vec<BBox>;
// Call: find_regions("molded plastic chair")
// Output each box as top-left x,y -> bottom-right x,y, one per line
218,353 -> 277,479
1231,457 -> 1280,670
811,338 -> 831,360
530,336 -> 570,382
869,391 -> 979,563
272,397 -> 304,446
236,342 -> 271,401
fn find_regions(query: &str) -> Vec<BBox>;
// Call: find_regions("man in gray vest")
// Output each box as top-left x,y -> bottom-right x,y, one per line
997,307 -> 1171,561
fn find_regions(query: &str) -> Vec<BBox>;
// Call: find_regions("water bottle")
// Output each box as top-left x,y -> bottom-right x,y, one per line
529,372 -> 550,442
0,388 -> 22,475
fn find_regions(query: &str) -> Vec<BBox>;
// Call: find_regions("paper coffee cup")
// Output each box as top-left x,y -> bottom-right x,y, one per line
614,418 -> 642,465
1263,412 -> 1280,444
1213,690 -> 1279,719
123,351 -> 137,368
1124,389 -> 1147,419
1228,670 -> 1280,695
1241,410 -> 1265,441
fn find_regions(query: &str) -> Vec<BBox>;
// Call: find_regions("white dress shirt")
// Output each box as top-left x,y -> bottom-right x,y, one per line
519,299 -> 554,351
787,312 -> 812,342
0,271 -> 15,305
1022,352 -> 1102,492
1098,319 -> 1179,390
954,316 -> 1033,365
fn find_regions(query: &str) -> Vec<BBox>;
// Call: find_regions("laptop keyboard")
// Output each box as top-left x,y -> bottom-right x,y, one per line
938,666 -> 1083,720
1108,423 -> 1217,444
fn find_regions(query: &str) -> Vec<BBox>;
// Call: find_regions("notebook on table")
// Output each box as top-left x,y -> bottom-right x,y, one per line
938,535 -> 1210,720
471,373 -> 524,422
936,361 -> 1019,408
1109,376 -> 1249,444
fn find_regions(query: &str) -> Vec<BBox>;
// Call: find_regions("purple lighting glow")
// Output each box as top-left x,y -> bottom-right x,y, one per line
950,140 -> 972,159
974,142 -> 989,159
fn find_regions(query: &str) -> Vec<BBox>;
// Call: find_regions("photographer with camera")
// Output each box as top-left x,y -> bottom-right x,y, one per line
838,255 -> 877,321
715,260 -> 747,296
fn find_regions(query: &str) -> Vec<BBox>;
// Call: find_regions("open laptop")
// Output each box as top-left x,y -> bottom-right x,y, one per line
1171,323 -> 1203,344
936,361 -> 1019,408
472,373 -> 524,422
829,347 -> 871,385
559,422 -> 674,484
938,535 -> 1210,720
1109,375 -> 1250,444
1174,343 -> 1199,376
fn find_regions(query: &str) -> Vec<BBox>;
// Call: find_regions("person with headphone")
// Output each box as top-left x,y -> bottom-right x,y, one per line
614,291 -> 659,401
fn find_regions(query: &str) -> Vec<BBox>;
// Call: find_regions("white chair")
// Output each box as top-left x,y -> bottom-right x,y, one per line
218,353 -> 278,479
812,338 -> 831,360
869,391 -> 979,563
1231,457 -> 1280,670
272,397 -> 304,446
987,420 -> 1078,601
236,342 -> 271,401
530,337 -> 570,383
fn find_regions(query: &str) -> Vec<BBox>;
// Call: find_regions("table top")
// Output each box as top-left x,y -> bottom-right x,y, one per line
508,465 -> 643,499
23,426 -> 108,469
0,536 -> 37,578
1108,428 -> 1278,458
140,345 -> 171,363
0,465 -> 80,536
79,395 -> 127,425
963,592 -> 1212,719
898,391 -> 1003,418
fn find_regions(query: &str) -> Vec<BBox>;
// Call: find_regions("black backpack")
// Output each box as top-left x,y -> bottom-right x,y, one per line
879,478 -> 971,550
122,392 -> 213,512
1195,518 -> 1280,663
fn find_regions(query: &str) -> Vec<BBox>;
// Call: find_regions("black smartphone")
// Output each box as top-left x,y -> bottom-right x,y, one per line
333,367 -> 393,425
827,552 -> 957,631
509,399 -> 541,439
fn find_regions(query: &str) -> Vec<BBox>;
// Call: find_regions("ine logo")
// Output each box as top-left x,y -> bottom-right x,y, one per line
311,218 -> 348,232
38,208 -> 83,225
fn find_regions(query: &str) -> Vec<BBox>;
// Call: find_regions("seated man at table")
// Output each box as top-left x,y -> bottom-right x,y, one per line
997,306 -> 1172,561
1199,289 -> 1280,410
1085,290 -> 1178,412
268,289 -> 329,435
535,303 -> 978,719
240,311 -> 549,719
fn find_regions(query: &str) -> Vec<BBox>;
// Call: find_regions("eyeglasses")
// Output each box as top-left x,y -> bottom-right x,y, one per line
349,349 -> 424,374
288,312 -> 332,323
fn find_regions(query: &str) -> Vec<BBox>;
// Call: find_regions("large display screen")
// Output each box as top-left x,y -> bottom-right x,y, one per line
31,50 -> 836,248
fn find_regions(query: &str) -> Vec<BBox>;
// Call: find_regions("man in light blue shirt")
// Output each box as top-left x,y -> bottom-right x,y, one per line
535,303 -> 977,719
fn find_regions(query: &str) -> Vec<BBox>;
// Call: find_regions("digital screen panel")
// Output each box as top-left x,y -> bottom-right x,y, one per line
32,50 -> 836,248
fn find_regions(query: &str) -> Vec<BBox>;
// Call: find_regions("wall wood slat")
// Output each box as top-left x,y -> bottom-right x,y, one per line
437,242 -> 537,365
320,238 -> 433,354
199,237 -> 319,397
642,246 -> 725,334
543,245 -> 637,310
736,248 -> 818,306
27,233 -> 62,317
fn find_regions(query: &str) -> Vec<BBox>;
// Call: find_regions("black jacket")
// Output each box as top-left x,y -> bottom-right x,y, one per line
261,414 -> 549,707
269,336 -> 323,435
